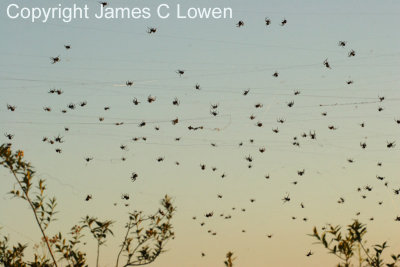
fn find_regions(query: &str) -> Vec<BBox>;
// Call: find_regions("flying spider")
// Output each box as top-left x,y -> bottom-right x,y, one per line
236,20 -> 244,27
306,251 -> 313,257
347,158 -> 354,163
157,157 -> 164,162
378,106 -> 384,112
176,70 -> 185,76
256,121 -> 263,127
205,212 -> 213,218
85,194 -> 92,201
120,145 -> 127,151
360,122 -> 365,128
360,142 -> 367,149
387,141 -> 396,148
309,131 -> 316,139
171,118 -> 179,125
131,172 -> 138,182
272,71 -> 279,77
80,101 -> 87,107
376,175 -> 384,181
346,80 -> 353,85
195,83 -> 201,90
210,109 -> 218,116
221,173 -> 226,178
277,118 -> 285,123
85,157 -> 93,162
272,127 -> 279,133
243,89 -> 250,95
7,104 -> 16,111
55,148 -> 62,153
348,49 -> 356,57
282,193 -> 291,203
281,18 -> 287,26
259,147 -> 266,153
255,103 -> 263,108
294,90 -> 301,95
126,81 -> 133,86
147,95 -> 156,103
265,17 -> 271,26
249,114 -> 256,120
50,56 -> 60,64
68,103 -> 76,110
297,169 -> 305,176
64,44 -> 71,50
147,27 -> 157,34
287,101 -> 294,107
328,125 -> 337,130
138,121 -> 146,127
43,107 -> 51,112
61,110 -> 67,113
54,135 -> 64,143
200,164 -> 206,170
323,59 -> 331,69
245,155 -> 253,162
338,41 -> 346,47
378,96 -> 385,102
121,194 -> 130,200
172,97 -> 180,106
4,133 -> 14,140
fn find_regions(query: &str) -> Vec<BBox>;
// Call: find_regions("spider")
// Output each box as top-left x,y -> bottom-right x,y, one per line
272,127 -> 279,133
323,58 -> 331,69
306,251 -> 313,257
346,80 -> 353,85
157,157 -> 164,162
205,212 -> 213,218
250,199 -> 255,203
211,103 -> 219,109
360,122 -> 365,127
249,114 -> 256,120
379,96 -> 385,102
99,2 -> 108,7
297,169 -> 305,176
301,132 -> 307,138
85,157 -> 93,162
348,49 -> 356,57
131,172 -> 138,182
200,164 -> 206,170
236,20 -> 244,27
4,133 -> 14,140
147,27 -> 157,34
338,41 -> 346,47
294,90 -> 300,95
132,98 -> 140,105
171,118 -> 179,125
138,121 -> 146,127
282,193 -> 290,203
281,18 -> 287,26
54,135 -> 64,143
68,103 -> 76,110
176,70 -> 185,76
321,112 -> 327,116
195,83 -> 201,90
55,148 -> 62,153
212,167 -> 217,171
104,106 -> 110,110
85,194 -> 92,201
287,101 -> 294,107
99,117 -> 104,122
265,17 -> 271,26
64,45 -> 71,50
259,147 -> 266,153
172,97 -> 180,106
210,109 -> 218,116
43,107 -> 52,112
61,110 -> 67,114
48,89 -> 56,94
147,95 -> 156,103
56,89 -> 63,95
80,101 -> 87,107
126,81 -> 133,86
175,137 -> 181,141
347,158 -> 354,163
378,106 -> 384,112
243,89 -> 250,95
154,126 -> 160,131
255,103 -> 263,108
328,125 -> 337,130
120,145 -> 127,151
256,121 -> 263,127
50,56 -> 60,64
277,118 -> 285,123
7,104 -> 16,111
360,142 -> 367,149
245,155 -> 253,162
387,141 -> 396,148
272,71 -> 279,77
121,194 -> 130,200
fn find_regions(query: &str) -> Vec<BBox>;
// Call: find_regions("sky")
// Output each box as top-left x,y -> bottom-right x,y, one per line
0,0 -> 400,266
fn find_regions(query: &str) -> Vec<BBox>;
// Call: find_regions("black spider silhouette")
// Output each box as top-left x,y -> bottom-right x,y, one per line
243,89 -> 250,95
338,41 -> 346,47
126,81 -> 133,86
131,172 -> 138,182
147,27 -> 157,34
64,45 -> 71,50
281,18 -> 287,26
348,50 -> 356,57
265,17 -> 271,26
50,56 -> 60,64
323,59 -> 331,69
236,20 -> 244,27
176,70 -> 185,76
7,104 -> 16,111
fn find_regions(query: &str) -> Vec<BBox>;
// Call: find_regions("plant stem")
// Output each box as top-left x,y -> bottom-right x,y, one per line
11,169 -> 58,267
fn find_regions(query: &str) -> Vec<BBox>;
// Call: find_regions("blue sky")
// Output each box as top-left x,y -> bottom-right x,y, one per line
1,0 -> 400,266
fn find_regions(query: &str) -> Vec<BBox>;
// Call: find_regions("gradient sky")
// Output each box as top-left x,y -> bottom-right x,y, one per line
1,0 -> 400,266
